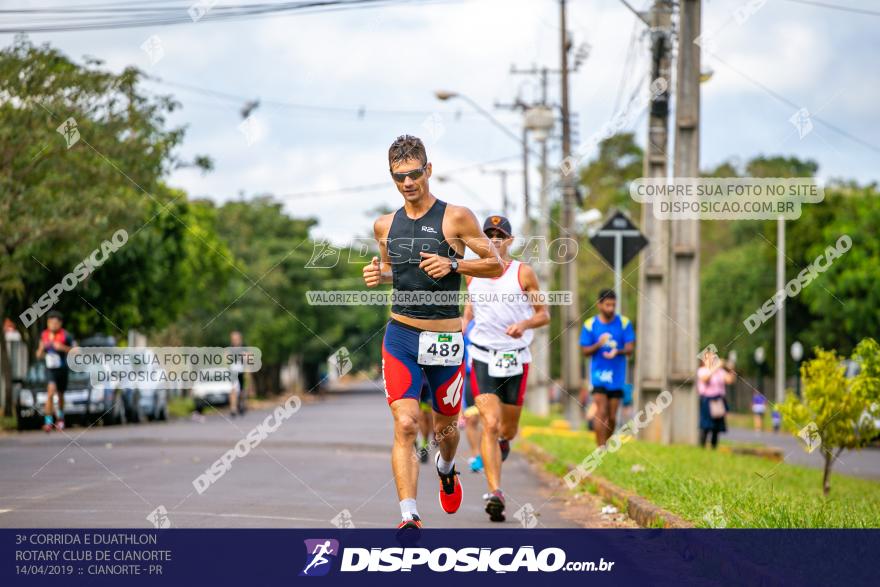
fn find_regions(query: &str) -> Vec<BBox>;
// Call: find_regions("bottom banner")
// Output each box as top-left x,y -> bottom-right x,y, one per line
3,529 -> 876,586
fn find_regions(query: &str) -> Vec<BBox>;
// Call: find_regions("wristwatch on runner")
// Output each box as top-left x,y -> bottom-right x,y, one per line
450,259 -> 459,273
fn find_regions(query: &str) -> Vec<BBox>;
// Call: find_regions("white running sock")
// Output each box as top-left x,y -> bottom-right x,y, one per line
400,498 -> 419,521
437,454 -> 454,475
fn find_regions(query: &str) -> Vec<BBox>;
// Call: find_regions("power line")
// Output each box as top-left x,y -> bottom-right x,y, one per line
148,76 -> 482,118
616,0 -> 650,25
780,0 -> 880,17
277,154 -> 520,199
0,0 -> 454,34
709,52 -> 880,153
613,16 -> 640,114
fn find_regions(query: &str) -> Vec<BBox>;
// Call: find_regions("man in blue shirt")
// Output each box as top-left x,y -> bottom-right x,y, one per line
580,289 -> 635,447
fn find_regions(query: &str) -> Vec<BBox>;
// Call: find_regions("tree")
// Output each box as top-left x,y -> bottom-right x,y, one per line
779,338 -> 880,495
161,196 -> 387,395
794,184 -> 880,355
0,37 -> 203,415
579,132 -> 643,216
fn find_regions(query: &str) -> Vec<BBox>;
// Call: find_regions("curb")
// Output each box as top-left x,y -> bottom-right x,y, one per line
520,440 -> 694,529
719,445 -> 784,461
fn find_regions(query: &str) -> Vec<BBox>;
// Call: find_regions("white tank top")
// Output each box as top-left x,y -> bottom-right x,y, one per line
467,260 -> 534,363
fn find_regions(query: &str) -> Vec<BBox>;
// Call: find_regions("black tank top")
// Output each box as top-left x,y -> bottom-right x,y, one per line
387,198 -> 462,319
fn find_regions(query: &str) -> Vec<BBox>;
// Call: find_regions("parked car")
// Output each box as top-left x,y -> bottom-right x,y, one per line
191,368 -> 236,412
843,360 -> 879,442
15,363 -> 127,430
78,335 -> 169,424
133,349 -> 170,422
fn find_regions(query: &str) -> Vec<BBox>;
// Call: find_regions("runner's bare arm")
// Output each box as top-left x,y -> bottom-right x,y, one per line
462,297 -> 474,330
364,214 -> 394,287
419,205 -> 503,279
505,263 -> 550,338
35,340 -> 45,359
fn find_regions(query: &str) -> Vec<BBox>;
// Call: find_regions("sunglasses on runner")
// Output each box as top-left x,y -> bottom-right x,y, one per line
390,165 -> 428,183
485,229 -> 509,240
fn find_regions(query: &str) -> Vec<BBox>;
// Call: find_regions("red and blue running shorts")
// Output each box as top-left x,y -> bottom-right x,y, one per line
382,319 -> 463,416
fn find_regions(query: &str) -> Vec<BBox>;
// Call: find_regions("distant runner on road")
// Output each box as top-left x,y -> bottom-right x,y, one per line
35,310 -> 75,432
228,330 -> 247,417
463,215 -> 550,522
363,134 -> 503,530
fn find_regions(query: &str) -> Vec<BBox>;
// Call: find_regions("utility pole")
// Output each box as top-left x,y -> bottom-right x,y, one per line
534,67 -> 552,416
635,0 -> 673,443
558,0 -> 581,427
533,114 -> 552,416
481,169 -> 510,216
775,217 -> 786,405
521,125 -> 530,237
668,0 -> 701,444
494,98 -> 531,237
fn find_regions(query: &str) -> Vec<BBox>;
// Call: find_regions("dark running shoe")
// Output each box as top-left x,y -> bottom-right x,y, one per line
484,490 -> 506,522
499,438 -> 511,462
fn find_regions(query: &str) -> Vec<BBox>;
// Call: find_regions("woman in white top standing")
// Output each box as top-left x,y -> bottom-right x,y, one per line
462,215 -> 550,522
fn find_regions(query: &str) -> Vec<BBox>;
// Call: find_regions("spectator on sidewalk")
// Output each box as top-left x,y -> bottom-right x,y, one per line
697,349 -> 735,449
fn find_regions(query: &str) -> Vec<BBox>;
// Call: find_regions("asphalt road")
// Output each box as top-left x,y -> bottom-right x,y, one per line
725,427 -> 880,480
0,382 -> 607,529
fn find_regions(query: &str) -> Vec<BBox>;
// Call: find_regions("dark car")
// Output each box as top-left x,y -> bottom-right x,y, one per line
15,362 -> 127,430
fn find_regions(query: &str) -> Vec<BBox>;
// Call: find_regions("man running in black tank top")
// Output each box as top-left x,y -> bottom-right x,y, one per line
363,135 -> 503,530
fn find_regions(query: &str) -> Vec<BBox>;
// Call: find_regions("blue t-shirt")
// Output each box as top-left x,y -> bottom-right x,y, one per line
579,314 -> 635,390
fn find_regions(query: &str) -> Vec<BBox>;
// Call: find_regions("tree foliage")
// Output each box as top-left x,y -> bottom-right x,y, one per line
779,338 -> 880,495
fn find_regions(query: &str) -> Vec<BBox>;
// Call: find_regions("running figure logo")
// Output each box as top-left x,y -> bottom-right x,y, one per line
300,539 -> 339,577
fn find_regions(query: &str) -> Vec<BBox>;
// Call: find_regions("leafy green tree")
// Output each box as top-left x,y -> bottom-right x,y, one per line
779,338 -> 880,495
794,184 -> 880,355
579,132 -> 643,216
0,37 -> 203,415
162,197 -> 386,395
700,240 -> 775,372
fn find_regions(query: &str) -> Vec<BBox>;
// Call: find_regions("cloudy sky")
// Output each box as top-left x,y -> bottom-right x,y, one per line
4,0 -> 878,243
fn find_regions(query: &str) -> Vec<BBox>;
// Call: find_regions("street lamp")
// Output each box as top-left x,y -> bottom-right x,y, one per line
524,104 -> 554,142
434,89 -> 528,148
754,346 -> 766,395
434,90 -> 457,101
791,341 -> 804,397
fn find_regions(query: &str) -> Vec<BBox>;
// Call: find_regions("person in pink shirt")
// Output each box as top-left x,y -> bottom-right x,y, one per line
697,349 -> 736,449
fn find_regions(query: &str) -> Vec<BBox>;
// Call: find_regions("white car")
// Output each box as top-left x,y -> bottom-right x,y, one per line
191,368 -> 238,412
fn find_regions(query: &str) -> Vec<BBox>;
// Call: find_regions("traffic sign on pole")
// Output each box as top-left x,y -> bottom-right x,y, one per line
589,210 -> 648,314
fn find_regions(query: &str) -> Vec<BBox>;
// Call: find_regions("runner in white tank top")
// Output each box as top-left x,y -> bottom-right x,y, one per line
462,215 -> 550,523
467,258 -> 535,363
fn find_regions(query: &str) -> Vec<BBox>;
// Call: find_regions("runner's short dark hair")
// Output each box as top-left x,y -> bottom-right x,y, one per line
597,289 -> 616,302
47,310 -> 63,320
388,135 -> 427,169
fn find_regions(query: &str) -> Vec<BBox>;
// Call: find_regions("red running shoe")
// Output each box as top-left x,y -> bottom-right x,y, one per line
435,453 -> 463,514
